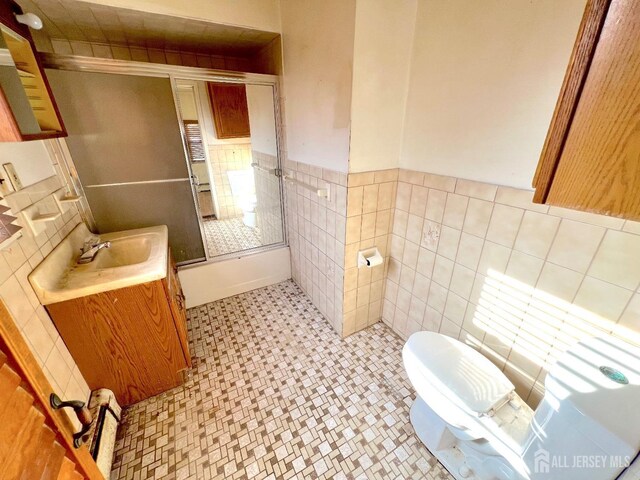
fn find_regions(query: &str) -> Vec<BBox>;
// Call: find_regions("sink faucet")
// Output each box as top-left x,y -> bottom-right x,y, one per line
78,241 -> 111,264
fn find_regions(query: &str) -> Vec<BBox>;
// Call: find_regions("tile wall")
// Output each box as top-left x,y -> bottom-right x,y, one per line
381,169 -> 640,407
0,143 -> 90,412
40,37 -> 259,73
209,143 -> 252,219
284,160 -> 347,334
342,170 -> 397,336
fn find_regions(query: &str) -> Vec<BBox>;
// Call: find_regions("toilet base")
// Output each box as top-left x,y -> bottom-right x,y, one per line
410,397 -> 521,480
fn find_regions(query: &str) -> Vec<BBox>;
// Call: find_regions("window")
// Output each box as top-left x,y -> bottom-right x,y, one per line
183,120 -> 206,162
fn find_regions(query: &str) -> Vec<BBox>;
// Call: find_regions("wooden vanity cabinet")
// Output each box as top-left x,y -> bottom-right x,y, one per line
533,0 -> 640,220
46,249 -> 190,406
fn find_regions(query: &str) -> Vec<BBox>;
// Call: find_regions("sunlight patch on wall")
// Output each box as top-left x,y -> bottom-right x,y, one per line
469,269 -> 635,398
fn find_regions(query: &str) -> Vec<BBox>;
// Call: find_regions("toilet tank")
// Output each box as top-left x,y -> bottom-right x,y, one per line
523,336 -> 640,479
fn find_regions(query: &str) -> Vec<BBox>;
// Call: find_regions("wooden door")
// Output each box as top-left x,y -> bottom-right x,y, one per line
533,0 -> 640,219
0,301 -> 102,479
207,83 -> 251,139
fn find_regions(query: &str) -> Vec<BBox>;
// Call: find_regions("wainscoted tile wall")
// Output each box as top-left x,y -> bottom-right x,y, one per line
284,161 -> 347,333
343,170 -> 397,336
382,169 -> 640,407
252,151 -> 284,245
0,142 -> 90,415
209,144 -> 252,219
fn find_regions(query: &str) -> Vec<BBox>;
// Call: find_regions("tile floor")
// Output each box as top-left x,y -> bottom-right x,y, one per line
203,217 -> 263,257
110,280 -> 453,480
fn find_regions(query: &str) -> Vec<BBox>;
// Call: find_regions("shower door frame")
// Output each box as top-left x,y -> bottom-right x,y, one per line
40,53 -> 289,265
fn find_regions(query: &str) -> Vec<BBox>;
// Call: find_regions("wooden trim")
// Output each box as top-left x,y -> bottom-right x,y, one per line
532,0 -> 611,203
0,300 -> 103,479
164,250 -> 191,368
21,130 -> 68,141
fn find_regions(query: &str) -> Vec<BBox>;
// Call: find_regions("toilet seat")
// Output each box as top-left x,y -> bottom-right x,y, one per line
404,332 -> 534,478
403,332 -> 515,416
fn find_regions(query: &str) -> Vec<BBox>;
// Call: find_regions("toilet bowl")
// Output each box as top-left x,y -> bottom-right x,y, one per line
226,169 -> 257,227
403,332 -> 640,480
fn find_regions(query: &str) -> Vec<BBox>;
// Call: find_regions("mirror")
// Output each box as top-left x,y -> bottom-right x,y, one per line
176,79 -> 284,258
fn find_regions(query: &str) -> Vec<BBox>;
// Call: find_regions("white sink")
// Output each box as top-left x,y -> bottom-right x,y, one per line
29,223 -> 168,305
91,236 -> 153,270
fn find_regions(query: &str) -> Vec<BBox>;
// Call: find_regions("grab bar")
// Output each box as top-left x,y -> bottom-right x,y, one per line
283,174 -> 330,199
251,162 -> 281,176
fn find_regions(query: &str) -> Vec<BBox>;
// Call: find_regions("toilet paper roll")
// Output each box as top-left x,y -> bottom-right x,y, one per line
365,252 -> 383,267
358,248 -> 383,268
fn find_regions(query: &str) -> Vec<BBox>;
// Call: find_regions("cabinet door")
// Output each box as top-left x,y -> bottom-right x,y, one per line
46,281 -> 186,406
164,252 -> 191,367
534,0 -> 640,220
207,82 -> 251,139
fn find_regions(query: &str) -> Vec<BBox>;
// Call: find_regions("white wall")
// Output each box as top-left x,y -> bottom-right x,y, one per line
348,0 -> 417,173
0,141 -> 56,188
279,0 -> 356,173
77,0 -> 281,32
246,84 -> 277,156
177,87 -> 198,121
399,0 -> 586,189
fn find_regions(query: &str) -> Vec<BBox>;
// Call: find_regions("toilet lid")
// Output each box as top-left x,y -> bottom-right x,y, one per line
404,332 -> 515,415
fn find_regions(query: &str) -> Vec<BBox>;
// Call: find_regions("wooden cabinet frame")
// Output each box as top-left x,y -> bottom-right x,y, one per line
533,0 -> 611,204
0,0 -> 67,141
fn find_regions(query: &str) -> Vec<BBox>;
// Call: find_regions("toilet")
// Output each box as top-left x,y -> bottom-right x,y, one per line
403,332 -> 640,479
226,169 -> 258,227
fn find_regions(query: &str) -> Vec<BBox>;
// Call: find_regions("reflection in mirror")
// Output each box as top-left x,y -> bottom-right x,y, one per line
176,80 -> 284,258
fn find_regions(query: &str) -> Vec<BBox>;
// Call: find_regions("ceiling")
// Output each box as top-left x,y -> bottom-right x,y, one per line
16,0 -> 279,56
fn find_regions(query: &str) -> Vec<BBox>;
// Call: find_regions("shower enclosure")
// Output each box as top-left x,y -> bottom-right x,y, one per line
43,55 -> 286,265
175,79 -> 284,258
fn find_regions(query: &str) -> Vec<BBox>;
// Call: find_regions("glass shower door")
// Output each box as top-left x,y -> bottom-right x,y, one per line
245,84 -> 284,248
46,69 -> 205,264
175,79 -> 285,259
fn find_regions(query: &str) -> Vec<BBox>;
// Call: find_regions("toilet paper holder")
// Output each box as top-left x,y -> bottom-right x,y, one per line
357,247 -> 383,268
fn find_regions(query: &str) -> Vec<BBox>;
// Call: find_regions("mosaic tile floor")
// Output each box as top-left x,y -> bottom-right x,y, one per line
203,217 -> 263,257
110,281 -> 453,480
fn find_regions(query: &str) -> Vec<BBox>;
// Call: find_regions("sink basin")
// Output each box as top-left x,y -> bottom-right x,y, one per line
93,237 -> 153,269
29,223 -> 168,305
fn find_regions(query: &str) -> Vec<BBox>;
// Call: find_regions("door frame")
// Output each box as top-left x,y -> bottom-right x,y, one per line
40,53 -> 289,266
175,80 -> 220,221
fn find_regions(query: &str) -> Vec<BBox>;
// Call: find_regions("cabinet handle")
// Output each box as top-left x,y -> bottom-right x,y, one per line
50,393 -> 93,448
